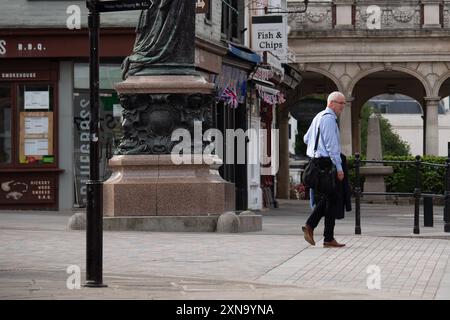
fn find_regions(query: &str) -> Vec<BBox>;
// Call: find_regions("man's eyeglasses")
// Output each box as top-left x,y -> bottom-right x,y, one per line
332,101 -> 346,105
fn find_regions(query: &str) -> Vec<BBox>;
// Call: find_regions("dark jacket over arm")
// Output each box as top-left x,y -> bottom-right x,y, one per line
336,154 -> 352,220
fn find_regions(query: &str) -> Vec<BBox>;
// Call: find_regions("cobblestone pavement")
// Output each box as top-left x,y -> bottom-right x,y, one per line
0,201 -> 449,300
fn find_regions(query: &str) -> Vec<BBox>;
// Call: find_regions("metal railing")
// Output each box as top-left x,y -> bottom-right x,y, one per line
353,154 -> 450,235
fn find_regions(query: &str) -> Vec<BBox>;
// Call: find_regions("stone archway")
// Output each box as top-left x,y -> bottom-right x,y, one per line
277,70 -> 340,199
286,70 -> 341,157
437,76 -> 450,156
350,70 -> 428,154
437,73 -> 450,98
360,93 -> 424,157
302,66 -> 346,94
348,65 -> 433,98
286,69 -> 341,109
286,62 -> 450,155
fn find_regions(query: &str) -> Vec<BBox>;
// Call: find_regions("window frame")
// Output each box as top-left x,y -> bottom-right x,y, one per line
0,80 -> 59,170
205,0 -> 213,23
0,84 -> 14,167
221,0 -> 245,44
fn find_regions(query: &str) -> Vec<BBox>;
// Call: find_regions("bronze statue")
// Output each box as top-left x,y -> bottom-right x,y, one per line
122,0 -> 197,79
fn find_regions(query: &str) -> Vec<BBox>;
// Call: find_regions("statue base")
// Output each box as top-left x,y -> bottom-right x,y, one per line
103,155 -> 235,217
103,74 -> 244,231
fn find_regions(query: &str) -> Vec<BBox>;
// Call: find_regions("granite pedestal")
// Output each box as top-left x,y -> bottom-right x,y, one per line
103,154 -> 235,217
102,155 -> 264,232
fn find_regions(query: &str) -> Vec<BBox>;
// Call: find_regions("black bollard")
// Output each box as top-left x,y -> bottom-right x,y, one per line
413,155 -> 421,234
423,196 -> 433,227
445,158 -> 450,233
354,153 -> 361,235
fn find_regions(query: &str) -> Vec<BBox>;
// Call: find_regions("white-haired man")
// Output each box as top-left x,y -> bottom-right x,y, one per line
302,91 -> 346,248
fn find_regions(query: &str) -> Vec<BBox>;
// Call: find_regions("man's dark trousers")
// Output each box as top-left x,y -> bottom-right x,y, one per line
306,157 -> 338,242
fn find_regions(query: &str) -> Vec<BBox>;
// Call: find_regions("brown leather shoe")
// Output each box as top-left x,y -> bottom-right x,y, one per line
323,239 -> 345,248
302,225 -> 315,246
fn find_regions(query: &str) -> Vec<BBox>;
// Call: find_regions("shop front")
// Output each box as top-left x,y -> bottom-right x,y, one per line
0,28 -> 135,210
0,60 -> 60,209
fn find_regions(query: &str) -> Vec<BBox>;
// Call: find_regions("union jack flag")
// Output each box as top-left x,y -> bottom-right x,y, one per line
220,87 -> 239,109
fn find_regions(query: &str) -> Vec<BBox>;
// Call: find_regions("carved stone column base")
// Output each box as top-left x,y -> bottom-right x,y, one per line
103,155 -> 235,217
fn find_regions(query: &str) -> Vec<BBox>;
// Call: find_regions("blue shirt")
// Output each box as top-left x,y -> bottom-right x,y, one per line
304,107 -> 343,172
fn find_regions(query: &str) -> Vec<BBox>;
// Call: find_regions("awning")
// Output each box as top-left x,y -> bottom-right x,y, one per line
255,83 -> 279,96
228,43 -> 261,65
255,83 -> 285,106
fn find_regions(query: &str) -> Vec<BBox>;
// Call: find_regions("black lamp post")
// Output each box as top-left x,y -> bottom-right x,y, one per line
85,0 -> 106,288
83,0 -> 154,289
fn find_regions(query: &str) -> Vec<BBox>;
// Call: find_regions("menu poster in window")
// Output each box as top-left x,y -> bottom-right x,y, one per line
24,91 -> 50,110
24,139 -> 48,156
19,112 -> 54,164
24,116 -> 49,135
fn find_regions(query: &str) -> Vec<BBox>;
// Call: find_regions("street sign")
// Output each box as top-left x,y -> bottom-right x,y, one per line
251,15 -> 287,62
94,0 -> 152,13
196,0 -> 209,14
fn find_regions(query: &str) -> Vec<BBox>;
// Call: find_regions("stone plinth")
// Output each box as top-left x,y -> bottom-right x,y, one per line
360,166 -> 394,203
103,155 -> 235,217
361,114 -> 393,203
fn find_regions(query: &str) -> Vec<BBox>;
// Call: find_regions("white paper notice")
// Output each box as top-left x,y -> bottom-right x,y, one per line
25,116 -> 49,135
24,139 -> 48,156
25,91 -> 49,110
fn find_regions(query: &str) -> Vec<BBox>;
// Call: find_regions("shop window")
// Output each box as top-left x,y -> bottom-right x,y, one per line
16,84 -> 55,166
0,85 -> 12,164
74,64 -> 123,90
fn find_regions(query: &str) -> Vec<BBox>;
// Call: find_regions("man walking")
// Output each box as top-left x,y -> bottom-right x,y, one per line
302,91 -> 346,248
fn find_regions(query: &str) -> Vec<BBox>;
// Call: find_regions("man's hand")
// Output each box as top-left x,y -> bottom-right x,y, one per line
337,171 -> 344,181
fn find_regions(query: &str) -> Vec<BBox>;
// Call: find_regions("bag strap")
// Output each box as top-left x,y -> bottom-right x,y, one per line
313,112 -> 335,157
313,126 -> 321,154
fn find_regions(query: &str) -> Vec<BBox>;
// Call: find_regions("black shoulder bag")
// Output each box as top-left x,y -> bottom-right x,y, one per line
302,115 -> 337,194
301,127 -> 321,189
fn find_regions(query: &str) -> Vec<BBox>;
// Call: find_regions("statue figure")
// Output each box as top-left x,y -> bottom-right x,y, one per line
122,0 -> 197,79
